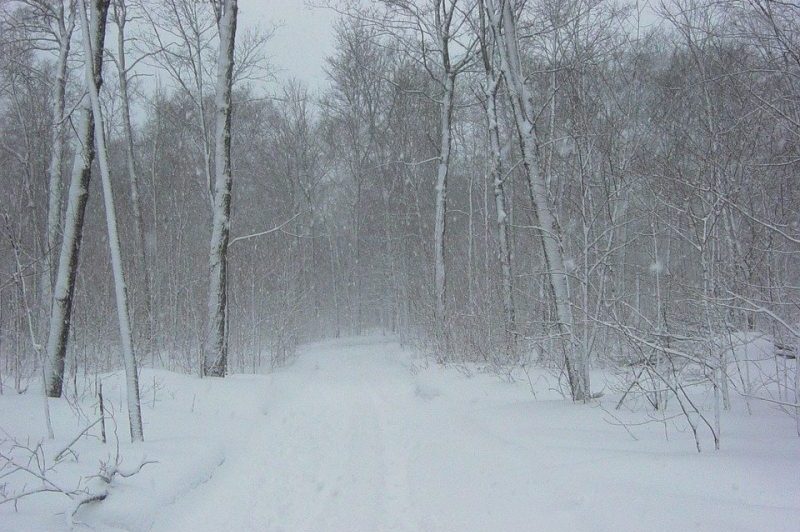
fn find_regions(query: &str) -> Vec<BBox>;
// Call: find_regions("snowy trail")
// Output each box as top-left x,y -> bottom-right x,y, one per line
144,336 -> 800,532
151,339 -> 424,531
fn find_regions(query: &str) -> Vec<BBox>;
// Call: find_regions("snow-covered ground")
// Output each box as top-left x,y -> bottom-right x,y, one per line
1,335 -> 799,531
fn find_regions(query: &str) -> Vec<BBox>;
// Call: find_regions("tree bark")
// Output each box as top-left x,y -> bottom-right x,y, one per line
77,0 -> 143,441
40,2 -> 75,343
487,80 -> 516,359
44,0 -> 109,398
434,73 -> 455,341
486,0 -> 588,400
478,5 -> 517,359
203,0 -> 237,377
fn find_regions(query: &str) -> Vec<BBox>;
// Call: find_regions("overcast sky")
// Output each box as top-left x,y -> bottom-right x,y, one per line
239,0 -> 338,91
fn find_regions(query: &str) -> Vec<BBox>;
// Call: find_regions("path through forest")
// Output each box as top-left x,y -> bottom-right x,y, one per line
148,337 -> 800,532
152,338 -> 425,531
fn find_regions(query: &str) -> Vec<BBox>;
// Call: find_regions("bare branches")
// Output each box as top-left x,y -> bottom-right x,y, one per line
229,211 -> 306,248
1,407 -> 156,525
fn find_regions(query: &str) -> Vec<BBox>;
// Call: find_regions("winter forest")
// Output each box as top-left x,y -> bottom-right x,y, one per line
0,0 -> 799,530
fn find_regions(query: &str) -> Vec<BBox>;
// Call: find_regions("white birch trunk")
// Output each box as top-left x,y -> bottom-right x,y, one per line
486,0 -> 588,400
203,0 -> 237,377
40,3 -> 75,342
44,0 -> 107,398
77,0 -> 143,441
480,23 -> 516,359
488,86 -> 517,359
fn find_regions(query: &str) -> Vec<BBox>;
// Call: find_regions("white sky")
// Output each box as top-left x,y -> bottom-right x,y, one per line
238,0 -> 338,91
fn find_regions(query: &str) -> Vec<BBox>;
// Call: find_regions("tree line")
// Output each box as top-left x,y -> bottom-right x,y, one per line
0,0 -> 798,445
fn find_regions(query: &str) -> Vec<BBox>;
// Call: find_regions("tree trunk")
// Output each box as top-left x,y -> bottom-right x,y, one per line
44,0 -> 108,398
40,3 -> 75,343
327,223 -> 341,338
487,81 -> 516,360
478,9 -> 517,359
486,0 -> 588,400
77,0 -> 143,441
203,0 -> 237,377
434,73 -> 455,342
114,0 -> 153,360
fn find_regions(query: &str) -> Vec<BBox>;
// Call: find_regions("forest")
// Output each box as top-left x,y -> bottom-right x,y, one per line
0,0 -> 798,530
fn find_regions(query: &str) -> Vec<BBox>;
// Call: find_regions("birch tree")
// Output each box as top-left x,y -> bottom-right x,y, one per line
478,0 -> 516,359
0,0 -> 76,352
110,0 -> 153,359
484,0 -> 589,400
423,0 -> 477,345
39,1 -> 76,343
203,0 -> 237,377
43,0 -> 109,398
76,0 -> 143,441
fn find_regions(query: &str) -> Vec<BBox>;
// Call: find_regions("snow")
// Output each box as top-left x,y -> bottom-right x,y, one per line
2,335 -> 799,531
649,260 -> 664,274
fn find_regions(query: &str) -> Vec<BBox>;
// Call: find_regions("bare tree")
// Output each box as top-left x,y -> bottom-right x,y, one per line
76,0 -> 143,441
478,0 -> 516,359
203,0 -> 237,377
40,1 -> 76,343
483,0 -> 589,400
110,0 -> 153,360
43,0 -> 109,398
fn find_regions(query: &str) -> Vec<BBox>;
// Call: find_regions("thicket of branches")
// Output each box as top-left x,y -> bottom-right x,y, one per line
0,0 -> 797,440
